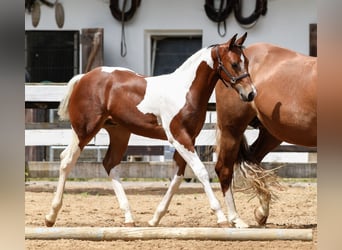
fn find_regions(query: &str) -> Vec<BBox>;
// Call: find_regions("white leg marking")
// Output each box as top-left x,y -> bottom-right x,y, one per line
173,141 -> 227,225
45,129 -> 81,226
148,174 -> 183,226
225,186 -> 249,228
109,167 -> 134,225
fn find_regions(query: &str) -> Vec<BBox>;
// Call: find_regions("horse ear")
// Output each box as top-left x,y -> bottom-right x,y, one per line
228,33 -> 238,50
235,32 -> 248,47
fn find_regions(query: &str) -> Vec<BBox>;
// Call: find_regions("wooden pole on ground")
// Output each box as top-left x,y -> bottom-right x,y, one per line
25,227 -> 312,241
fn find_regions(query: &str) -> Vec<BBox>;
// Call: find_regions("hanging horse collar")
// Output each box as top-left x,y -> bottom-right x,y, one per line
234,0 -> 267,26
204,0 -> 233,37
110,0 -> 141,22
215,46 -> 250,88
204,0 -> 233,22
110,0 -> 141,57
204,0 -> 268,36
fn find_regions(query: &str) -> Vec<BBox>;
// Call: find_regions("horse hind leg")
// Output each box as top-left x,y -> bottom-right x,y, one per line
254,187 -> 271,226
45,129 -> 81,227
248,127 -> 281,226
109,167 -> 135,226
148,151 -> 186,226
45,109 -> 105,227
103,124 -> 134,226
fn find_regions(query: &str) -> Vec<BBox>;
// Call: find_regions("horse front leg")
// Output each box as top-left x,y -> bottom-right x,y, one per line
225,180 -> 249,228
45,129 -> 81,227
215,160 -> 249,228
172,140 -> 228,227
148,151 -> 186,226
215,131 -> 249,228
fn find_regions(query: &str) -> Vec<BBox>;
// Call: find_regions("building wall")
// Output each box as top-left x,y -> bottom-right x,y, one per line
25,0 -> 317,74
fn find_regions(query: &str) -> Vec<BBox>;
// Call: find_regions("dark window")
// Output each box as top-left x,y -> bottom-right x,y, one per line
151,36 -> 202,76
25,30 -> 79,82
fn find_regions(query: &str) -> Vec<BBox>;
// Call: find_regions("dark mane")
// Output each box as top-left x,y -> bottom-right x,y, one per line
207,44 -> 219,48
207,43 -> 245,49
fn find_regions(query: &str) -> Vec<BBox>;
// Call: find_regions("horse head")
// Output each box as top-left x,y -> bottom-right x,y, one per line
214,32 -> 257,102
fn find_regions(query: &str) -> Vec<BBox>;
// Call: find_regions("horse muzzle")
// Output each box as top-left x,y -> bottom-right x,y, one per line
236,83 -> 257,102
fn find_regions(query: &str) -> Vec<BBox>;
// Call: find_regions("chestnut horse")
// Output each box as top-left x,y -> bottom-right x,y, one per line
45,33 -> 256,227
215,42 -> 317,227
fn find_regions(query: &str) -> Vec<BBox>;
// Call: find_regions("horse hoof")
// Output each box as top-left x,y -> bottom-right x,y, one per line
147,220 -> 157,227
218,221 -> 230,228
231,219 -> 249,228
44,218 -> 55,227
254,207 -> 268,226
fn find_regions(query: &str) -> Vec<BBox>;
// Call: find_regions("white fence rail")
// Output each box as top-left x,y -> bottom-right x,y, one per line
25,84 -> 316,178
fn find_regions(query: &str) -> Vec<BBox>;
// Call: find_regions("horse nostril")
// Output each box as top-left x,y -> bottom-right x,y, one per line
240,93 -> 246,101
247,91 -> 255,102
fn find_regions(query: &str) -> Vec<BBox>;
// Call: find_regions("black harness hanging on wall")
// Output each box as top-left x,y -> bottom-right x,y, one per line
110,0 -> 141,57
204,0 -> 267,35
234,0 -> 267,26
204,0 -> 234,37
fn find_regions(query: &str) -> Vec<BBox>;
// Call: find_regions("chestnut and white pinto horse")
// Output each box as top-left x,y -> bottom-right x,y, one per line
44,33 -> 256,228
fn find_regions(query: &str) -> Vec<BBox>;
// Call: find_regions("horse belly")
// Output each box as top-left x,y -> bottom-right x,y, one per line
258,109 -> 317,147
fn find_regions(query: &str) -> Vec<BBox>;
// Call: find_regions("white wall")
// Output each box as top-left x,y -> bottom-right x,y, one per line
25,0 -> 317,74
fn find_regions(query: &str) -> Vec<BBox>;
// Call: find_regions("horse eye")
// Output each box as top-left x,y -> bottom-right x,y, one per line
231,62 -> 238,69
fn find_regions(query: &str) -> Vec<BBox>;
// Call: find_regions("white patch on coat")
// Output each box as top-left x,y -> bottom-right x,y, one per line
101,66 -> 134,73
240,53 -> 245,65
136,47 -> 213,141
224,187 -> 249,228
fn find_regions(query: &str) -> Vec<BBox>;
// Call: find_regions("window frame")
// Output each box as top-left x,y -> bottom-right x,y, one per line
144,30 -> 203,76
25,30 -> 80,83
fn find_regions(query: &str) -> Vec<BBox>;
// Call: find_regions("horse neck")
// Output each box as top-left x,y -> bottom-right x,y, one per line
152,47 -> 218,109
184,61 -> 219,107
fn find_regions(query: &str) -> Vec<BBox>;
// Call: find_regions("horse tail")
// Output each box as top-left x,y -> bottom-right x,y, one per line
58,74 -> 85,121
234,135 -> 282,200
237,134 -> 254,165
215,126 -> 281,199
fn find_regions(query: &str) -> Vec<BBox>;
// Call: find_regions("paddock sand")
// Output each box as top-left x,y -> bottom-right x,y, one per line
25,181 -> 317,249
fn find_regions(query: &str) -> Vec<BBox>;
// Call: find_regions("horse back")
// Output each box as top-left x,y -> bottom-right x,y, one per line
245,43 -> 317,146
73,66 -> 147,106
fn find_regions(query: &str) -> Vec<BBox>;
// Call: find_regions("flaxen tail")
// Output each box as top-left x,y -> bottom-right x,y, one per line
57,74 -> 84,121
234,135 -> 283,199
215,127 -> 282,199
